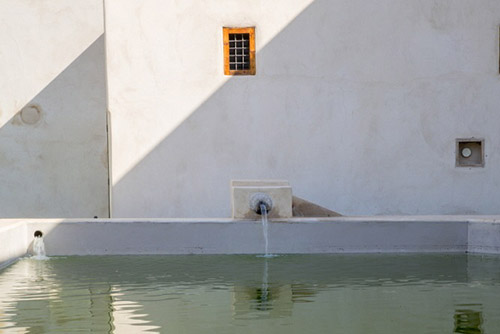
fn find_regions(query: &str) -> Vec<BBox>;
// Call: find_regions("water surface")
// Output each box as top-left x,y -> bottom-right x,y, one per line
0,254 -> 499,333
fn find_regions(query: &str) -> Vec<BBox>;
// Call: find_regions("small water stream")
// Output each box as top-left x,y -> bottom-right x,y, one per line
33,236 -> 48,260
260,203 -> 270,257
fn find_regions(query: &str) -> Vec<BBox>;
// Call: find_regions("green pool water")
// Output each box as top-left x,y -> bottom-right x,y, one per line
0,254 -> 499,333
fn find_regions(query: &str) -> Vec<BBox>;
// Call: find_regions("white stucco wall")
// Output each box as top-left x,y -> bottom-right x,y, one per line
0,1 -> 109,218
106,0 -> 500,218
0,221 -> 26,269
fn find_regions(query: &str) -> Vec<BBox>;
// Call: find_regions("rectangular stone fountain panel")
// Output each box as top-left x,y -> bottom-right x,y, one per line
231,180 -> 293,219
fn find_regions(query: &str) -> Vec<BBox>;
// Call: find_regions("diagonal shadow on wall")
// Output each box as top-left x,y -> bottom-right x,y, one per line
112,0 -> 361,218
0,35 -> 109,218
112,0 -> 500,218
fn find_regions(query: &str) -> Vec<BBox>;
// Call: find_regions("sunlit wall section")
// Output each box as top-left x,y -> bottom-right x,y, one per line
105,0 -> 314,217
107,0 -> 500,217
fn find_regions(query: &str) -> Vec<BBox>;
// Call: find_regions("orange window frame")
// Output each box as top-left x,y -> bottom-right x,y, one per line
223,27 -> 256,75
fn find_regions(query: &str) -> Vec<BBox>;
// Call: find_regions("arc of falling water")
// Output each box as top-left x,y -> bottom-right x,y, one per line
260,203 -> 269,257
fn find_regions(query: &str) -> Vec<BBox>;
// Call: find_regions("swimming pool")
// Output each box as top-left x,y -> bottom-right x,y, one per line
1,254 -> 499,333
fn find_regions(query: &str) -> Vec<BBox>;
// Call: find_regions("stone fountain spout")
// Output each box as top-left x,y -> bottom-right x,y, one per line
250,193 -> 273,215
231,180 -> 292,219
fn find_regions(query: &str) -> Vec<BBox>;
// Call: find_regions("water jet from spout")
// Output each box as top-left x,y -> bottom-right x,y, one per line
32,232 -> 48,260
260,203 -> 270,256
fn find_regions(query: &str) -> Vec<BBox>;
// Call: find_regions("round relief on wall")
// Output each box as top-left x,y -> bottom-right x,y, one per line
20,104 -> 42,125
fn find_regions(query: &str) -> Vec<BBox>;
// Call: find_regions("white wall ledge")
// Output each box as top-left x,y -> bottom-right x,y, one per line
1,216 -> 500,269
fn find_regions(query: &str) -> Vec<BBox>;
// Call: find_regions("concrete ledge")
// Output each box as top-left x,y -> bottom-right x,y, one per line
0,220 -> 27,269
0,216 -> 499,266
468,219 -> 500,254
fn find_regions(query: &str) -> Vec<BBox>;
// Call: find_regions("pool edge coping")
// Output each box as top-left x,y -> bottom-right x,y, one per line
1,215 -> 500,269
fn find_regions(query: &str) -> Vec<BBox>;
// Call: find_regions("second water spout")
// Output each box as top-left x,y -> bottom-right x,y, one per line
33,234 -> 48,260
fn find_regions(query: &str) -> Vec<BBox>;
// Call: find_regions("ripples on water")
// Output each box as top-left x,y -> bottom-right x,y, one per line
0,254 -> 500,333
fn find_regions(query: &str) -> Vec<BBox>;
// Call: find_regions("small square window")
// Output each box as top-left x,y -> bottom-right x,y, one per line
223,27 -> 255,75
456,138 -> 484,167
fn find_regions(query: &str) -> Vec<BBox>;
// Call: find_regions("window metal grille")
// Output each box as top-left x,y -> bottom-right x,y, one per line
228,33 -> 250,70
223,27 -> 255,75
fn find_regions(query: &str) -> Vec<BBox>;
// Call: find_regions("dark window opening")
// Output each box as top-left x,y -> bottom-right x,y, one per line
228,33 -> 250,70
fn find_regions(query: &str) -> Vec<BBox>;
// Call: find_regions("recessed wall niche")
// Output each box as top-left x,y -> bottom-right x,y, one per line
456,138 -> 484,167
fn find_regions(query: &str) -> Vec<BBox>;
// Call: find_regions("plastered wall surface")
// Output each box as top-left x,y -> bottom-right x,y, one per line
1,1 -> 499,218
0,221 -> 26,269
0,1 -> 109,218
107,0 -> 500,218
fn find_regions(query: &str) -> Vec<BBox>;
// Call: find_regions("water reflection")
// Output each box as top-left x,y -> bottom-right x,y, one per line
256,260 -> 271,311
112,286 -> 161,333
454,305 -> 483,334
232,259 -> 317,318
0,254 -> 499,334
0,259 -> 158,334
